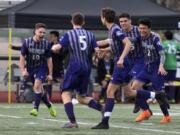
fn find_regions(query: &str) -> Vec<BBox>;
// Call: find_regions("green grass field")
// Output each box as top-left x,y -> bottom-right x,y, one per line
0,103 -> 180,135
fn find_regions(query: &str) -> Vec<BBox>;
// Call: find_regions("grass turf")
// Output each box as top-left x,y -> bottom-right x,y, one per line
0,103 -> 179,135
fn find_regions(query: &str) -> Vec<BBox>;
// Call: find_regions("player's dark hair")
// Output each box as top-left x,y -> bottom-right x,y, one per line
35,23 -> 47,29
164,31 -> 173,40
138,18 -> 151,28
50,31 -> 59,38
72,12 -> 84,26
101,7 -> 116,23
119,13 -> 131,19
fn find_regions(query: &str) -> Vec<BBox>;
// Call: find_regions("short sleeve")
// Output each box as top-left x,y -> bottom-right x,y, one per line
114,29 -> 126,41
154,36 -> 163,51
91,34 -> 97,49
21,39 -> 28,56
59,33 -> 69,48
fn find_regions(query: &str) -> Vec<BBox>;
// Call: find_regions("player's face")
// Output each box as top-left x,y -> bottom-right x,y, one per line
139,24 -> 151,38
35,27 -> 46,40
119,17 -> 131,31
49,34 -> 57,43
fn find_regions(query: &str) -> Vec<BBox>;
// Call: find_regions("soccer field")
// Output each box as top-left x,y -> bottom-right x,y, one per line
0,103 -> 180,135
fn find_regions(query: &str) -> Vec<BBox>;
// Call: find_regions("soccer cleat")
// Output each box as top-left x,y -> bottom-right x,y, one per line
160,116 -> 172,124
62,122 -> 78,128
133,104 -> 140,113
48,106 -> 57,117
91,122 -> 109,129
30,109 -> 38,117
135,110 -> 152,122
155,91 -> 170,109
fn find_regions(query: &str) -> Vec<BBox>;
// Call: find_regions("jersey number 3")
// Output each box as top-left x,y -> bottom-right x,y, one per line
79,36 -> 87,51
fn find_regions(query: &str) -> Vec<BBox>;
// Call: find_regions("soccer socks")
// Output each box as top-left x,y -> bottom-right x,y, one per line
102,98 -> 115,124
88,99 -> 103,111
64,102 -> 76,123
47,84 -> 52,101
41,94 -> 52,108
159,104 -> 169,116
34,92 -> 42,110
137,90 -> 155,99
136,98 -> 149,110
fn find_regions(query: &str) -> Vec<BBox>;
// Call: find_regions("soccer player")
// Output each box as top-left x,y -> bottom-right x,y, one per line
91,8 -> 136,129
119,13 -> 143,78
92,8 -> 169,129
51,12 -> 104,128
48,31 -> 66,101
132,19 -> 171,124
163,31 -> 180,102
19,23 -> 57,117
119,13 -> 144,113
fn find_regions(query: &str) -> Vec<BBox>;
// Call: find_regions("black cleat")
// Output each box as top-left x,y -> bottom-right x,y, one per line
91,122 -> 109,129
155,91 -> 170,109
133,104 -> 140,113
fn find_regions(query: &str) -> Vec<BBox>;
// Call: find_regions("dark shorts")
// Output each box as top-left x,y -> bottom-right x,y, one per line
135,65 -> 164,91
28,66 -> 48,83
61,63 -> 91,96
129,58 -> 144,78
110,59 -> 131,85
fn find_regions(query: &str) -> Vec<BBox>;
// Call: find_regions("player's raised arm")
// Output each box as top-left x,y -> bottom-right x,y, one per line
51,32 -> 69,53
97,38 -> 111,47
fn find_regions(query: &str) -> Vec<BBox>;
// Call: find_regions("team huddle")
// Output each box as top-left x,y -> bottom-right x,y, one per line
19,7 -> 171,129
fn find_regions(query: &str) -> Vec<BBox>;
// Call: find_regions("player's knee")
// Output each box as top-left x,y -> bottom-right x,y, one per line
33,85 -> 41,92
125,90 -> 136,97
61,91 -> 71,103
131,83 -> 140,90
106,88 -> 115,98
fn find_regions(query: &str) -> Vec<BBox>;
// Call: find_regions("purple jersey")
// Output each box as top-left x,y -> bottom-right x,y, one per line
122,26 -> 143,62
59,28 -> 97,70
108,24 -> 131,84
141,32 -> 163,65
21,37 -> 51,70
108,24 -> 126,61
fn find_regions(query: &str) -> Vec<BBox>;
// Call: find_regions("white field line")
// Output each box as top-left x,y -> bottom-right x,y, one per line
0,114 -> 180,134
1,105 -> 180,115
